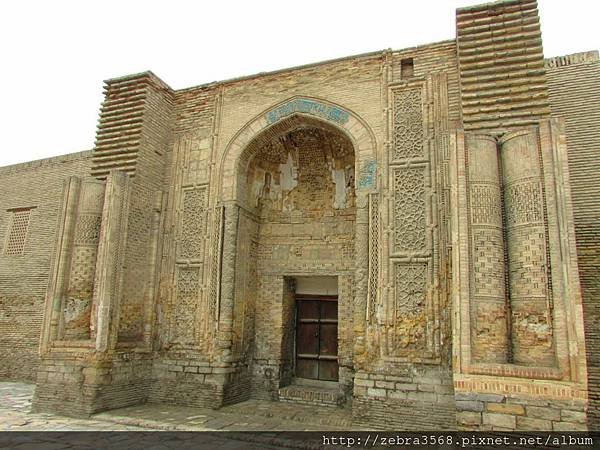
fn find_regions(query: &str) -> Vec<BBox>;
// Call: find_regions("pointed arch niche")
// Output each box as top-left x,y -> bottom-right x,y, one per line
215,97 -> 378,398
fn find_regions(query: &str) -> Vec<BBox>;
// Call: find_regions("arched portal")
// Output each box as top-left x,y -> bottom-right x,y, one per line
219,97 -> 378,203
217,99 -> 377,401
246,118 -> 355,389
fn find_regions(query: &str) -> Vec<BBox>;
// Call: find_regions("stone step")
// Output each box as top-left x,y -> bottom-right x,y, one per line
278,383 -> 345,408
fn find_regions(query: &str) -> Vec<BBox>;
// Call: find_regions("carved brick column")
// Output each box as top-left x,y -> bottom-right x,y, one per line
500,130 -> 555,366
40,177 -> 106,349
217,202 -> 239,362
465,134 -> 509,363
93,170 -> 130,352
353,199 -> 369,357
452,121 -> 588,430
40,177 -> 81,352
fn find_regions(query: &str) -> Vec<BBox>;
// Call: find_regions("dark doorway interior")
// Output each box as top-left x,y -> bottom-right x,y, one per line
295,295 -> 338,381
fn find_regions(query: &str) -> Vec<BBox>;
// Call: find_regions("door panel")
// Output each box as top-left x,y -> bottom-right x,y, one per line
321,301 -> 338,320
297,323 -> 319,355
295,296 -> 338,382
296,358 -> 319,380
298,300 -> 319,320
319,323 -> 338,356
318,359 -> 339,382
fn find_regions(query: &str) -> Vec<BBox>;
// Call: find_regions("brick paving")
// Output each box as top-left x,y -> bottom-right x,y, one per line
0,382 -> 145,432
1,381 -> 359,434
96,399 -> 354,432
2,381 -> 360,448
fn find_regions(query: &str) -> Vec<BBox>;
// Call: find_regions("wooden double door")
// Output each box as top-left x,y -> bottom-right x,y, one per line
295,295 -> 338,381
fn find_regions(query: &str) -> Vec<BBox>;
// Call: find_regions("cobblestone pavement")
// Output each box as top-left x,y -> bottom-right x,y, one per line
0,382 -> 328,450
0,381 -> 359,448
0,382 -> 146,431
95,399 -> 354,432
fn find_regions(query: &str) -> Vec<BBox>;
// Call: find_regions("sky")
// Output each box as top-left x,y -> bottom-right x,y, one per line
0,0 -> 598,167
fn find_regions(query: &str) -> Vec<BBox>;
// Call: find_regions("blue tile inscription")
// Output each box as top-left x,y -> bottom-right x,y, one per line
358,159 -> 376,188
265,99 -> 350,125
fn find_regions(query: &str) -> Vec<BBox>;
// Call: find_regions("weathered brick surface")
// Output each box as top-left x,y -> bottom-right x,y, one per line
33,353 -> 154,417
0,0 -> 596,432
455,390 -> 588,432
546,50 -> 600,428
0,152 -> 91,381
352,369 -> 456,429
456,0 -> 550,132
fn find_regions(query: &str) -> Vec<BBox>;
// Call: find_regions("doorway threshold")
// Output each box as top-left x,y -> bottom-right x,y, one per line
291,378 -> 338,389
279,378 -> 344,408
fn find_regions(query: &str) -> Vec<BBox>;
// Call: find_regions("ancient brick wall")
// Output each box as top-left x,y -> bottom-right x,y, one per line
116,73 -> 174,344
0,152 -> 92,380
209,38 -> 462,428
456,0 -> 550,132
216,55 -> 384,154
2,0 -> 594,430
347,40 -> 461,429
450,0 -> 589,431
546,51 -> 600,427
32,72 -> 175,416
151,51 -> 386,411
451,123 -> 589,431
150,81 -> 221,407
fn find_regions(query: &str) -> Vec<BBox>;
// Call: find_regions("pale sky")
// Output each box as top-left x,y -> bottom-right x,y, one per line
0,0 -> 598,167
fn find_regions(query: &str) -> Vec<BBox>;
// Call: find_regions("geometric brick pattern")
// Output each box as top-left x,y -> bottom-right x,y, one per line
208,206 -> 223,337
389,262 -> 428,355
74,214 -> 102,246
465,133 -> 509,366
387,78 -> 435,364
506,226 -> 547,299
60,180 -> 105,341
367,193 -> 379,323
394,262 -> 427,314
68,246 -> 97,298
472,229 -> 505,297
177,188 -> 207,261
172,266 -> 201,346
393,87 -> 424,160
500,130 -> 554,367
392,167 -> 427,253
470,185 -> 502,225
504,182 -> 543,226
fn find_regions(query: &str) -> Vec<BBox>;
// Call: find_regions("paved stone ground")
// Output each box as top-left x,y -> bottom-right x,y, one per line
0,381 -> 360,448
96,399 -> 354,432
0,382 -> 145,431
0,382 -> 342,450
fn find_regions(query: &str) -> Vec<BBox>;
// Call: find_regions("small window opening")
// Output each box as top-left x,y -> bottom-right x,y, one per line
4,207 -> 34,255
401,58 -> 414,79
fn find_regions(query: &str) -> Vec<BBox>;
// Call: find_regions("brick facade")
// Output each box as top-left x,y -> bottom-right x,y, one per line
0,152 -> 91,381
0,0 -> 598,430
546,50 -> 600,428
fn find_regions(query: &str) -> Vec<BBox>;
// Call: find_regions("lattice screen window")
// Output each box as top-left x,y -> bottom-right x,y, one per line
4,208 -> 33,255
